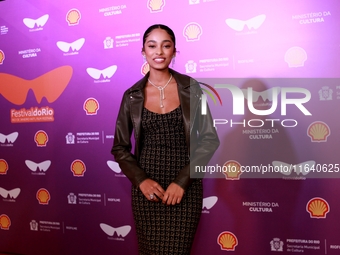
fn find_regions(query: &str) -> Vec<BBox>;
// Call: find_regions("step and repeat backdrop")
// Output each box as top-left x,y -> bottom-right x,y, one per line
0,0 -> 340,254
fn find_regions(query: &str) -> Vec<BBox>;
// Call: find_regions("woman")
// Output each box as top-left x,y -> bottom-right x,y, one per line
111,24 -> 219,254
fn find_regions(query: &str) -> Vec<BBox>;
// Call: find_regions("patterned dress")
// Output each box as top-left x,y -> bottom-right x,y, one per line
132,106 -> 203,255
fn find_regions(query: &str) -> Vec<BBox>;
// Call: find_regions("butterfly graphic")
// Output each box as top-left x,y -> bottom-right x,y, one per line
272,161 -> 316,176
86,65 -> 118,79
226,14 -> 266,31
202,196 -> 218,210
241,88 -> 280,102
100,223 -> 131,237
0,187 -> 21,199
25,160 -> 51,172
56,38 -> 85,53
0,66 -> 73,105
0,132 -> 18,143
107,161 -> 122,174
23,14 -> 49,29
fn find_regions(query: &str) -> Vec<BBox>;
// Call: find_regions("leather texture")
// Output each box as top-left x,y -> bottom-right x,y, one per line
111,69 -> 220,190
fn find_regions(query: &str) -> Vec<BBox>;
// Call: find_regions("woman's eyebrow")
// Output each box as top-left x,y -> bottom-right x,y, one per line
146,39 -> 172,43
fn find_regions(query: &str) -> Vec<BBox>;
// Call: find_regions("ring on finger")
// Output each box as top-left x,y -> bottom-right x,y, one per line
149,194 -> 154,200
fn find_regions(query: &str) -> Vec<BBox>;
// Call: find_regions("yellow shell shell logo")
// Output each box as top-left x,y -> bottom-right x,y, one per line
141,62 -> 150,76
222,160 -> 242,180
34,130 -> 49,147
0,50 -> 5,65
306,197 -> 330,218
0,159 -> 9,175
66,9 -> 81,26
0,214 -> 11,230
217,231 -> 238,251
36,188 -> 50,205
307,121 -> 330,142
183,23 -> 202,42
284,46 -> 307,68
84,98 -> 99,115
147,0 -> 165,12
71,159 -> 86,176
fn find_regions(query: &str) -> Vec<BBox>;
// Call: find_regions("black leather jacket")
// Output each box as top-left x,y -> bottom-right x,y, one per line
111,69 -> 219,190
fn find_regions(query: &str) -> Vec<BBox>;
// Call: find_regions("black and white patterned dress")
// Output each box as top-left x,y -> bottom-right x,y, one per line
132,106 -> 203,255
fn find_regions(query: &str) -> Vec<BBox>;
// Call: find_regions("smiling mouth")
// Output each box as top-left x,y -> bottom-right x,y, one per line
153,58 -> 166,63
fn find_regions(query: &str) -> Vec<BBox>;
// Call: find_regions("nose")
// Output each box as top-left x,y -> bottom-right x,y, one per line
156,46 -> 163,55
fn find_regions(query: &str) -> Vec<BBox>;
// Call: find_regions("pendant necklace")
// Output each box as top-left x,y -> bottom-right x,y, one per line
148,74 -> 173,108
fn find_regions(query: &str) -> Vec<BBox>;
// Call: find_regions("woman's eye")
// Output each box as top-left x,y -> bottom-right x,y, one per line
148,45 -> 155,48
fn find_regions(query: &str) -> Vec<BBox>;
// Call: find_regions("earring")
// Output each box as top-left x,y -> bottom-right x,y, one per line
143,55 -> 146,62
171,56 -> 175,67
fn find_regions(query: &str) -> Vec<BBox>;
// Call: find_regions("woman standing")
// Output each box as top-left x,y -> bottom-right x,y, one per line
111,24 -> 219,254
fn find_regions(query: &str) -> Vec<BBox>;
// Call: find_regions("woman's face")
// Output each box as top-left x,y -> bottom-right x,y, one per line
142,28 -> 175,71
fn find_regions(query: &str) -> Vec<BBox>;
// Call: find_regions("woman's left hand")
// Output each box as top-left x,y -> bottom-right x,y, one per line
162,183 -> 184,205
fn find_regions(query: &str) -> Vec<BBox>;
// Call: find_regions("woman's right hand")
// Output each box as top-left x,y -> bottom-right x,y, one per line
139,179 -> 165,202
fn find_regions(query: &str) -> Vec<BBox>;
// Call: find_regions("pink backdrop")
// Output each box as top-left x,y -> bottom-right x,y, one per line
0,0 -> 339,254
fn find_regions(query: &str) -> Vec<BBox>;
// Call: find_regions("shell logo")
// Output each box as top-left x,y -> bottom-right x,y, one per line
84,98 -> 99,115
222,160 -> 242,180
0,214 -> 11,230
141,62 -> 150,76
284,46 -> 307,68
307,121 -> 330,142
36,188 -> 51,205
0,159 -> 9,175
306,197 -> 330,219
0,50 -> 5,65
217,231 -> 238,251
34,130 -> 49,147
147,0 -> 165,13
66,9 -> 81,26
183,22 -> 202,42
71,159 -> 86,177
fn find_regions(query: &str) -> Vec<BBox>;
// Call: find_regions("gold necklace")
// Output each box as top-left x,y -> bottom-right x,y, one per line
148,74 -> 173,108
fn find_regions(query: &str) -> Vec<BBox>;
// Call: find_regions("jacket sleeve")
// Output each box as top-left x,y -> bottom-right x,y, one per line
173,86 -> 220,190
111,91 -> 148,187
